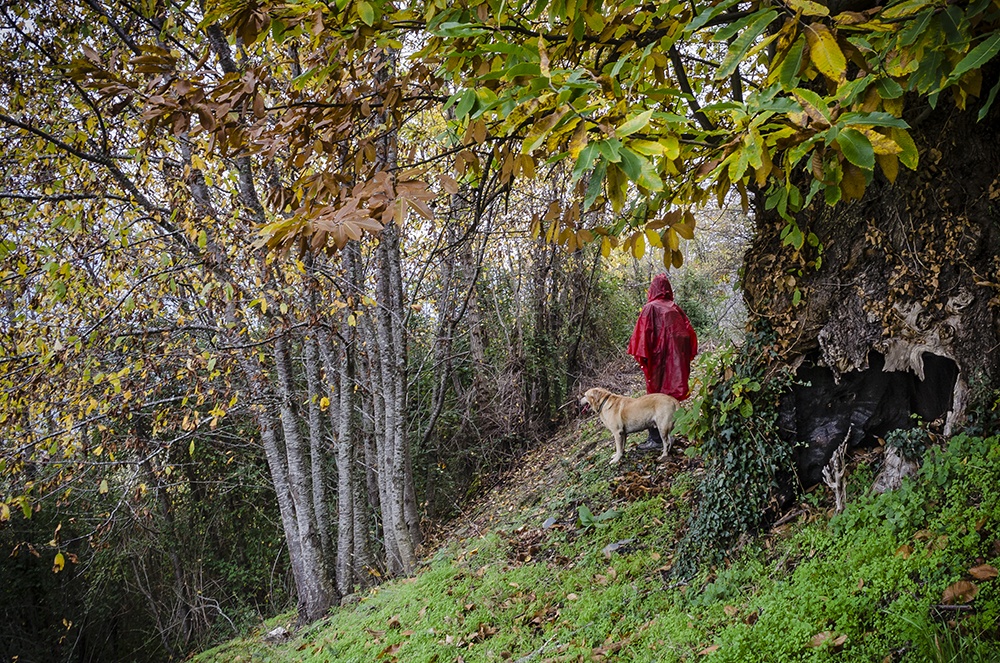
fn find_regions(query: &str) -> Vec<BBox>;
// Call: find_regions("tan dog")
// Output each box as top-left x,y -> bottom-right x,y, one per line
580,387 -> 679,465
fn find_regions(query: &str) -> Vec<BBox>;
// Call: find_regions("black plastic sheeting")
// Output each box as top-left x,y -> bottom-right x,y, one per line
781,351 -> 958,486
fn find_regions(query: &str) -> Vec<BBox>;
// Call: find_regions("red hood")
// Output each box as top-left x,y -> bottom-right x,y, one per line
647,273 -> 674,302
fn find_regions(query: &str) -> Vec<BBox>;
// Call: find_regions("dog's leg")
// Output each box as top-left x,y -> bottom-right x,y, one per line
657,428 -> 674,462
610,429 -> 625,465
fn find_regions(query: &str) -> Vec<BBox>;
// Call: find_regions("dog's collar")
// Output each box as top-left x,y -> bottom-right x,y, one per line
594,393 -> 612,413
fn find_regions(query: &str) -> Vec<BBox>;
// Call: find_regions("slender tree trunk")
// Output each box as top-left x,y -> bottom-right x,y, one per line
363,315 -> 402,573
303,333 -> 332,564
273,335 -> 335,621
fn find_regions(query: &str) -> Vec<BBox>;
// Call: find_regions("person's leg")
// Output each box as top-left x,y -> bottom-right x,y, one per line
638,426 -> 662,451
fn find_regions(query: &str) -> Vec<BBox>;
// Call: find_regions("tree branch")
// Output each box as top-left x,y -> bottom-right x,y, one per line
668,46 -> 716,132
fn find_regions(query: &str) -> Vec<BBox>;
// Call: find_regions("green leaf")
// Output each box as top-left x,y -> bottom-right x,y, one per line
573,142 -> 598,178
358,1 -> 375,26
594,508 -> 621,523
836,128 -> 875,170
617,109 -> 653,137
455,89 -> 476,120
950,32 -> 1000,82
793,87 -> 831,122
881,0 -> 936,20
837,111 -> 908,128
716,11 -> 779,81
689,0 -> 740,33
875,77 -> 904,99
583,159 -> 606,209
778,37 -> 806,90
618,147 -> 643,181
713,7 -> 767,42
596,139 -> 622,163
979,77 -> 1000,122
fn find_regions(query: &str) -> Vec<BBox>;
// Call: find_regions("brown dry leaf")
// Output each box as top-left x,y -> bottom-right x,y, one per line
388,614 -> 402,629
808,631 -> 834,648
942,580 -> 978,604
969,564 -> 998,580
895,544 -> 913,559
378,642 -> 401,659
698,644 -> 720,655
723,605 -> 739,618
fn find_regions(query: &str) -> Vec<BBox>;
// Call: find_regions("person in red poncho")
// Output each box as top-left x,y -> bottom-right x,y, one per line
627,273 -> 698,450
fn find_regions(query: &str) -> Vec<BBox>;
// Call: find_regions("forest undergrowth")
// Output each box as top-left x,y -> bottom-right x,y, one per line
195,391 -> 1000,663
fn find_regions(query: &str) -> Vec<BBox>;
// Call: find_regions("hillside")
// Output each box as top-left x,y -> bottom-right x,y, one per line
194,385 -> 1000,663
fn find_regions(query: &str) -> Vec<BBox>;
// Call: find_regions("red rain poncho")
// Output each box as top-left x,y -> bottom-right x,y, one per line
627,274 -> 698,400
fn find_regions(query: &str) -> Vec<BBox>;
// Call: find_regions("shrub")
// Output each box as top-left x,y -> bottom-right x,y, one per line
672,324 -> 796,577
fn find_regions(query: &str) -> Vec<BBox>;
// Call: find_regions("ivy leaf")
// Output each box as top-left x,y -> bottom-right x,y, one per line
836,128 -> 874,170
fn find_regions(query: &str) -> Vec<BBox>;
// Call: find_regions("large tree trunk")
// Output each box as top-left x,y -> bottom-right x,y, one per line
743,93 -> 1000,486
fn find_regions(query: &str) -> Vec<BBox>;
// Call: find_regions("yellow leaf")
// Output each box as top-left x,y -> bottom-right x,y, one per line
347,313 -> 357,327
860,129 -> 902,155
320,396 -> 331,409
53,552 -> 65,573
805,23 -> 846,83
568,122 -> 588,159
840,163 -> 866,200
786,0 -> 829,16
633,232 -> 645,260
0,502 -> 9,522
601,236 -> 611,258
98,479 -> 109,494
645,228 -> 663,248
875,153 -> 899,183
667,227 -> 680,251
662,134 -> 680,160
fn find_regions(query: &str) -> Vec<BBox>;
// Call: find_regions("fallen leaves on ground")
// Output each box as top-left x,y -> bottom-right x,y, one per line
969,564 -> 998,580
942,580 -> 978,604
807,631 -> 848,651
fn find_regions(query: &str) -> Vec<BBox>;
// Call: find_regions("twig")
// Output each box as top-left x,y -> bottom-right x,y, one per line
772,508 -> 805,528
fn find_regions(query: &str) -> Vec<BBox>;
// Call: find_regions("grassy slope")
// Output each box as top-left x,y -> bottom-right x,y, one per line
195,417 -> 1000,663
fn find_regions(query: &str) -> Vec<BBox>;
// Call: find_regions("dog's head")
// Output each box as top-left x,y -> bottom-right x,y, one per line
578,387 -> 602,415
